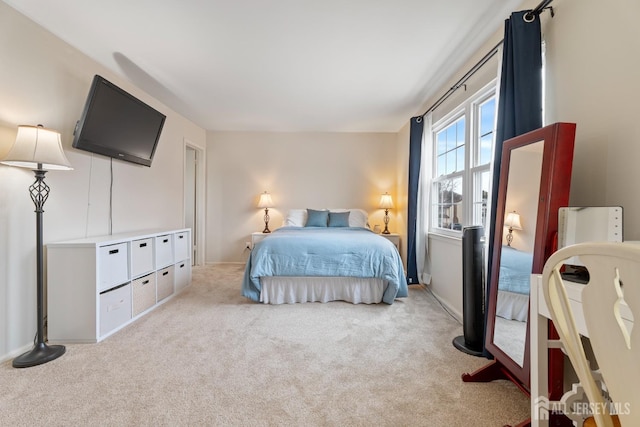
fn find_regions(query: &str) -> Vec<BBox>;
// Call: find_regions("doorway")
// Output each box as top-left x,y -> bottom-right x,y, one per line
184,142 -> 204,265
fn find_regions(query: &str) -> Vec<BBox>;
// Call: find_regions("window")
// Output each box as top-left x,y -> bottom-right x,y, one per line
430,84 -> 496,235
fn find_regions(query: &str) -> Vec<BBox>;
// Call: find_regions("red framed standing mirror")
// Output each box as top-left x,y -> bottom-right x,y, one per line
462,122 -> 576,424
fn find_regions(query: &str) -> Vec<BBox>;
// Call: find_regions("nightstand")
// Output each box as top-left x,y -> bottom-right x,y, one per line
251,232 -> 270,249
379,233 -> 400,250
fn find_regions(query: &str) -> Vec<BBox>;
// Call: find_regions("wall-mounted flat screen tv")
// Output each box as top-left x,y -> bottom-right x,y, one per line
72,75 -> 166,167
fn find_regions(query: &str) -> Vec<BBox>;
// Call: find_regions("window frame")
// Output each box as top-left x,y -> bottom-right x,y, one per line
429,80 -> 497,238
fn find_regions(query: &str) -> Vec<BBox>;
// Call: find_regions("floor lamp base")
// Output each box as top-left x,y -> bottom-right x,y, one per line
12,342 -> 66,368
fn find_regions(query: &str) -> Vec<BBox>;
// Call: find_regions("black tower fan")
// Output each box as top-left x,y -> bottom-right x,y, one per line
453,225 -> 485,356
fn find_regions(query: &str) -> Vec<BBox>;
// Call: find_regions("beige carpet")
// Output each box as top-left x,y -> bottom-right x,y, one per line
0,264 -> 529,426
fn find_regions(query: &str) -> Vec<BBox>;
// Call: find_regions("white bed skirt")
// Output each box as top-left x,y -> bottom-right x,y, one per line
259,276 -> 385,304
496,289 -> 529,322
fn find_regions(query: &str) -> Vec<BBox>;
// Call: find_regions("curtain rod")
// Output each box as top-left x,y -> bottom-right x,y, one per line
418,40 -> 502,119
417,0 -> 554,119
525,0 -> 554,21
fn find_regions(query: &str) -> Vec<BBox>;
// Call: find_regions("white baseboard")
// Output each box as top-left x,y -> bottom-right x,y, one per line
0,342 -> 35,365
204,261 -> 245,266
426,285 -> 463,323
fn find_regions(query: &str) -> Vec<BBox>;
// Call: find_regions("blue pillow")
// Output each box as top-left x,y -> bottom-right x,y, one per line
305,209 -> 328,227
328,211 -> 350,227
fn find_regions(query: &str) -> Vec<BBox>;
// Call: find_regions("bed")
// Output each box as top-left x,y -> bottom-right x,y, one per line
496,245 -> 532,321
241,208 -> 408,305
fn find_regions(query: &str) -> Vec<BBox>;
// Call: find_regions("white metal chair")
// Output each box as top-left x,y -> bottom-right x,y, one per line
541,242 -> 640,427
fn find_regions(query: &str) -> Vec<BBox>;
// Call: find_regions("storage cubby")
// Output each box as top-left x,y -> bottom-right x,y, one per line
175,260 -> 191,292
157,265 -> 175,302
47,228 -> 192,343
155,234 -> 174,269
98,242 -> 129,292
99,283 -> 131,337
131,238 -> 154,278
175,231 -> 190,261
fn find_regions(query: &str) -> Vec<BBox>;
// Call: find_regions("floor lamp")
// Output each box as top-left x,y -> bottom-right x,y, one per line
1,125 -> 73,368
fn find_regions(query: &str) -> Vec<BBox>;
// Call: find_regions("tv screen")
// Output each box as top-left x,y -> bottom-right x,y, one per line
72,75 -> 166,167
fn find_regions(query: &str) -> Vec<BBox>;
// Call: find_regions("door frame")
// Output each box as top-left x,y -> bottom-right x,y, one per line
184,139 -> 205,266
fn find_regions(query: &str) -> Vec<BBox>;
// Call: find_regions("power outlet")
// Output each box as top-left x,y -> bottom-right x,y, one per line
245,241 -> 252,250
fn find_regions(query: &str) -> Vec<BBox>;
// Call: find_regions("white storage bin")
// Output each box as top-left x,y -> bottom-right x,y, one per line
131,238 -> 154,278
98,242 -> 129,292
157,265 -> 175,302
174,231 -> 190,262
155,234 -> 174,269
132,273 -> 156,317
99,283 -> 132,337
175,260 -> 191,292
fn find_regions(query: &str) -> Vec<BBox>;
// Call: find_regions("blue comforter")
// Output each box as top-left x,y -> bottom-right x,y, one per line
498,245 -> 533,295
242,227 -> 408,304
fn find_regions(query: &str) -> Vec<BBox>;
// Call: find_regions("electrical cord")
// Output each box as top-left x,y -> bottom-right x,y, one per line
109,157 -> 113,235
84,153 -> 94,238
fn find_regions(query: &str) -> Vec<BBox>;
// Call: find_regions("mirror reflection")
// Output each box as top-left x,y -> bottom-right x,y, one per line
493,140 -> 544,366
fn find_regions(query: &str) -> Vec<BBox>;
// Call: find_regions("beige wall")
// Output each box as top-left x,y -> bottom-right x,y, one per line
0,3 -> 206,362
545,0 -> 640,235
206,131 -> 399,263
414,0 -> 640,317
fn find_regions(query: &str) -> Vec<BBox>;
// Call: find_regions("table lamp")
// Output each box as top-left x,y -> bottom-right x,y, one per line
257,191 -> 273,233
379,192 -> 394,235
504,211 -> 523,247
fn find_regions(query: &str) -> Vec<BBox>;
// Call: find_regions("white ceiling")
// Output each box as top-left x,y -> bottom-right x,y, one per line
5,0 -> 518,132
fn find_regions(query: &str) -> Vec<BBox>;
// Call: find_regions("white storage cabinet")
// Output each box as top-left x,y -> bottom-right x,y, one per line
47,228 -> 192,343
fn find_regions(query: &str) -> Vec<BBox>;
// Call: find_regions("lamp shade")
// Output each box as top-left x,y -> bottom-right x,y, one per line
504,211 -> 523,230
257,192 -> 273,208
379,193 -> 394,209
1,125 -> 72,171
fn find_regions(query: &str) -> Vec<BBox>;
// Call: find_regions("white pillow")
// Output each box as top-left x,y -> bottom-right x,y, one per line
283,209 -> 307,227
327,208 -> 370,228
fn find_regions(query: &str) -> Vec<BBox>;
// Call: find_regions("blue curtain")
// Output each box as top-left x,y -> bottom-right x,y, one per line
484,11 -> 542,355
406,116 -> 424,285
